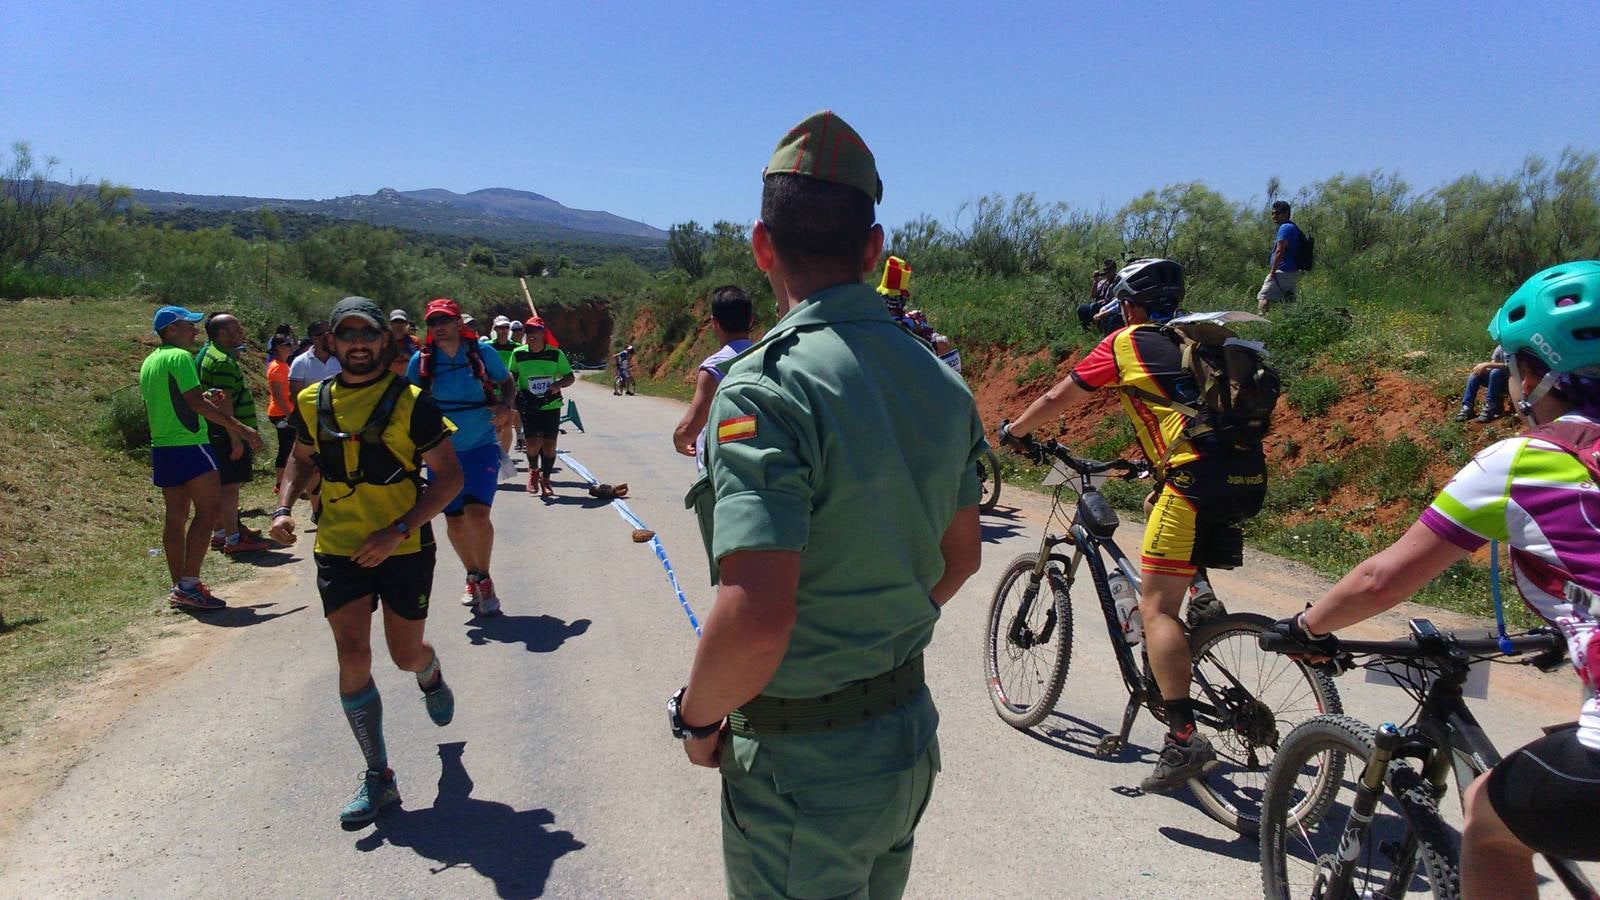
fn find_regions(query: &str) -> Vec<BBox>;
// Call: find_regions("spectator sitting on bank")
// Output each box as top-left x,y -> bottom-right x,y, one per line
1077,258 -> 1118,331
1455,344 -> 1511,423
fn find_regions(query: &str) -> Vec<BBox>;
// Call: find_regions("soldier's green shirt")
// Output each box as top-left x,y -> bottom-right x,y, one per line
692,281 -> 987,790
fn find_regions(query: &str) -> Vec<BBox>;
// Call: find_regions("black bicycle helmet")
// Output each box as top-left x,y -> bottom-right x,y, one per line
1110,258 -> 1185,316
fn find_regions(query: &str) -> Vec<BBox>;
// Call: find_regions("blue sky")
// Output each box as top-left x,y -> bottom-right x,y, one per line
4,1 -> 1597,234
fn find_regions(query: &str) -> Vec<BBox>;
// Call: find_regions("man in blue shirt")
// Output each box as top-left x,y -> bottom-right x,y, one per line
406,298 -> 515,616
1257,200 -> 1305,315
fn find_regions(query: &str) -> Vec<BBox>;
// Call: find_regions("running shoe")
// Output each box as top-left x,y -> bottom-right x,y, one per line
527,472 -> 540,495
339,768 -> 399,826
209,533 -> 226,551
222,534 -> 275,554
461,575 -> 478,607
168,583 -> 226,611
422,677 -> 454,726
474,577 -> 502,617
1139,732 -> 1218,793
1453,405 -> 1474,422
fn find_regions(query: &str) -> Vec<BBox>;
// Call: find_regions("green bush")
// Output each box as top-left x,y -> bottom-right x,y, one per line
1360,438 -> 1432,504
1265,458 -> 1347,512
1286,374 -> 1343,416
100,385 -> 149,454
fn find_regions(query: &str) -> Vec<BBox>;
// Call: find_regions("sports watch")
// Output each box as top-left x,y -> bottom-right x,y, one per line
668,686 -> 721,740
390,519 -> 410,537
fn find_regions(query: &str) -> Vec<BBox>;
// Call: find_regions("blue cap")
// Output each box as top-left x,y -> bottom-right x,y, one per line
152,305 -> 204,333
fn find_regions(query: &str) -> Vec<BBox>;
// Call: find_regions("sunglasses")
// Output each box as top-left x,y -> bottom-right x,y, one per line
334,326 -> 384,342
425,315 -> 459,326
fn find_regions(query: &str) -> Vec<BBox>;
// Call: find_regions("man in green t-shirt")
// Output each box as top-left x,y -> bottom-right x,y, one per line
488,315 -> 523,475
140,306 -> 264,611
507,316 -> 574,497
196,313 -> 272,555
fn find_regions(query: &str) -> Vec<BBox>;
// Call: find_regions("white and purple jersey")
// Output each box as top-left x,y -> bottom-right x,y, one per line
1420,414 -> 1600,748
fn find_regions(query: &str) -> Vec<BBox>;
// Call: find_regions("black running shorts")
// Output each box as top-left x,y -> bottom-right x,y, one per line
520,406 -> 562,440
315,544 -> 436,621
1486,723 -> 1600,861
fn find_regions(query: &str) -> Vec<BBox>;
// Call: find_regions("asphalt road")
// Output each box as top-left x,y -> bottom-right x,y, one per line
1,379 -> 1590,898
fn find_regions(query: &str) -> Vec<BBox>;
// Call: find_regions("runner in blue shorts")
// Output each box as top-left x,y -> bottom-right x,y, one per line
406,298 -> 515,617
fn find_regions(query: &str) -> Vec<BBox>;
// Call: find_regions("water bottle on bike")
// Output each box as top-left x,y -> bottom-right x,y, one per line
1109,572 -> 1142,644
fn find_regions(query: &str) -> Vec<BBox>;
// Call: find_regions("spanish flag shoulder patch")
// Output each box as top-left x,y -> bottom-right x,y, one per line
717,415 -> 758,443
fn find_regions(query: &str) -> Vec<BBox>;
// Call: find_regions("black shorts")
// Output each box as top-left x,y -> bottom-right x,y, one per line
315,544 -> 437,621
520,406 -> 562,439
272,419 -> 294,469
1487,724 -> 1600,861
208,428 -> 254,486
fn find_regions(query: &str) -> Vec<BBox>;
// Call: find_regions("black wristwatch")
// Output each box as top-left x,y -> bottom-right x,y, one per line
668,686 -> 721,740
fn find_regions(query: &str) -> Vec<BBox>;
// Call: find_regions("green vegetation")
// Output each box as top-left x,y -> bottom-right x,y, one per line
0,297 -> 280,743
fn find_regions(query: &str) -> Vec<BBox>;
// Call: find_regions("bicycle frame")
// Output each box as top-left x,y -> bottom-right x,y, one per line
1315,637 -> 1595,898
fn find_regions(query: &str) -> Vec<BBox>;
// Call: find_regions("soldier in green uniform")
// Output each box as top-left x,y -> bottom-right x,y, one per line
670,110 -> 988,899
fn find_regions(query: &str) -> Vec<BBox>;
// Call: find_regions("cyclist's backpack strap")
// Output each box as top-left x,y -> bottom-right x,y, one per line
1525,420 -> 1600,484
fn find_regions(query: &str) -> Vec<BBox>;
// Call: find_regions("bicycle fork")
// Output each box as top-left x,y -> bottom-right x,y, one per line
1323,723 -> 1406,898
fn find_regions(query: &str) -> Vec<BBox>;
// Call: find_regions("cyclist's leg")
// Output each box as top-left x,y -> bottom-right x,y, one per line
1462,772 -> 1537,900
1139,486 -> 1202,730
1466,725 -> 1600,898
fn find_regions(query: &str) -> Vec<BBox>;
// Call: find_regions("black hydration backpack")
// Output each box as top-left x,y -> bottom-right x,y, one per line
1126,319 -> 1280,468
1296,226 -> 1315,272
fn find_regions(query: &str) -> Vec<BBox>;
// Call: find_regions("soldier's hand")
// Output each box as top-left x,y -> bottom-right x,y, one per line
270,515 -> 297,546
683,721 -> 728,768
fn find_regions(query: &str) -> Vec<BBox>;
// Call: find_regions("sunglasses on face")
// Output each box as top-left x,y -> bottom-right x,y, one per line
426,316 -> 459,326
335,326 -> 384,342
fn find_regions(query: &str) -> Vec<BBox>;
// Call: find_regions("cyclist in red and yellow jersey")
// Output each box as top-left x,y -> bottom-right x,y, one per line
1002,258 -> 1267,793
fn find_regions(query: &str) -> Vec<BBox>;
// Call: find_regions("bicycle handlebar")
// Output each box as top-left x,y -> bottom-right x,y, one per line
1259,627 -> 1563,661
997,423 -> 1149,480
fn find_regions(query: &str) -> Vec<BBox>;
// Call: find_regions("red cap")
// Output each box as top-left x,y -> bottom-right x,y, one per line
525,316 -> 546,330
424,298 -> 461,319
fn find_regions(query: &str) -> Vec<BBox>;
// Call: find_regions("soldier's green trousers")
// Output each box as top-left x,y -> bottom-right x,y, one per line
719,738 -> 940,899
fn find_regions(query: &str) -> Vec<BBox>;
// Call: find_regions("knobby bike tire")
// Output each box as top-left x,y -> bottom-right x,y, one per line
1185,613 -> 1343,836
984,553 -> 1072,729
977,450 -> 1002,513
1260,714 -> 1459,899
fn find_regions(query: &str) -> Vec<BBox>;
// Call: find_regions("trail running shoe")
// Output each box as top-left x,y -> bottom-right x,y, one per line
222,534 -> 275,554
527,472 -> 540,496
474,577 -> 502,617
1139,732 -> 1218,793
210,533 -> 226,551
168,583 -> 225,611
461,576 -> 478,607
422,677 -> 455,726
339,768 -> 399,825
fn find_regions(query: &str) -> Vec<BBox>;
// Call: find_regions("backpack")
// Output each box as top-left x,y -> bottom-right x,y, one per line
312,374 -> 414,487
1127,319 -> 1280,469
1525,420 -> 1600,483
415,336 -> 496,411
1298,229 -> 1315,272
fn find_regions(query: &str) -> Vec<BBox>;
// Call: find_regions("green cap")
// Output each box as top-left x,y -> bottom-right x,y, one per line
763,110 -> 882,204
329,296 -> 384,330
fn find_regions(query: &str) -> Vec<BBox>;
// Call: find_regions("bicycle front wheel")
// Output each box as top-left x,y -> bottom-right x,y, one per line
984,553 -> 1072,729
1260,714 -> 1460,899
976,450 -> 1002,513
1185,613 -> 1343,835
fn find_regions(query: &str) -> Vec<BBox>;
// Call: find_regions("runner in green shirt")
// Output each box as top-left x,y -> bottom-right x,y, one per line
507,316 -> 574,497
139,305 -> 263,610
488,316 -> 523,475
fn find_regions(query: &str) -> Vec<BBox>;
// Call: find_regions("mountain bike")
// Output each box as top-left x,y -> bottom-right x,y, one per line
984,437 -> 1341,834
1257,620 -> 1594,899
975,448 -> 1002,513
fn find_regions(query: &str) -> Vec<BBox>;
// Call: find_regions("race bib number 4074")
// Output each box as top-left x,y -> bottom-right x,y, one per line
526,376 -> 554,395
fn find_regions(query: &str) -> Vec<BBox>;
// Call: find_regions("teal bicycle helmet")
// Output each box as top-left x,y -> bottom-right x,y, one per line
1489,260 -> 1600,375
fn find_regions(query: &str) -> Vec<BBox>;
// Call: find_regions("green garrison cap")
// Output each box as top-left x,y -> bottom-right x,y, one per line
763,110 -> 882,203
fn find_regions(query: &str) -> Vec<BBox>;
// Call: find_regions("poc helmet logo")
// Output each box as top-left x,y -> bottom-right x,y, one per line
1530,332 -> 1563,365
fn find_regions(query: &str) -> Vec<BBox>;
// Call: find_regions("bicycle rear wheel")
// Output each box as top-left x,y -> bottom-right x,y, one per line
1260,715 -> 1460,899
984,553 -> 1072,729
1185,613 -> 1343,835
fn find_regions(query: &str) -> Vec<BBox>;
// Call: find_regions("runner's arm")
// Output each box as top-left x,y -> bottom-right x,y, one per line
673,369 -> 719,457
181,385 -> 259,444
1300,520 -> 1469,635
930,505 -> 982,606
680,549 -> 800,727
402,438 -> 464,531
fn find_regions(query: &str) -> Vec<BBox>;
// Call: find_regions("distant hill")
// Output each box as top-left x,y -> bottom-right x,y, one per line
31,181 -> 667,245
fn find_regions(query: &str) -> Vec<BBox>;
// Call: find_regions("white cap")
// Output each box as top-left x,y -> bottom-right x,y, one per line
493,315 -> 512,327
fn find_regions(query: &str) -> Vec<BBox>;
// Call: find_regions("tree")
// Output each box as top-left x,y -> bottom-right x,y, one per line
667,221 -> 709,279
467,244 -> 497,269
0,140 -> 129,266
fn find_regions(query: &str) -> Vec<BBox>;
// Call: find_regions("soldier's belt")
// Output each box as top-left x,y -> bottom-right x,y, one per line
727,654 -> 925,737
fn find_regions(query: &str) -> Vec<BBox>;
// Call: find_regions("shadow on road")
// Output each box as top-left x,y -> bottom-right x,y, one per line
980,520 -> 1025,544
1026,711 -> 1157,763
356,742 -> 584,898
178,602 -> 307,628
1158,825 -> 1256,862
466,614 -> 591,653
